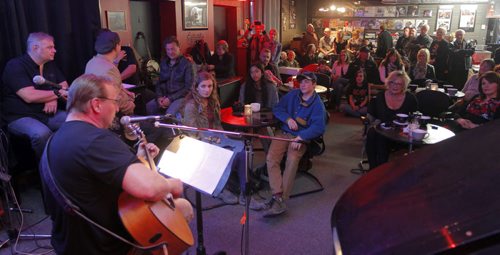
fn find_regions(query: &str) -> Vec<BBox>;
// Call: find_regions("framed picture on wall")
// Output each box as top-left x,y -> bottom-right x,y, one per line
459,5 -> 477,32
436,7 -> 452,32
106,11 -> 126,31
407,6 -> 419,17
182,0 -> 208,30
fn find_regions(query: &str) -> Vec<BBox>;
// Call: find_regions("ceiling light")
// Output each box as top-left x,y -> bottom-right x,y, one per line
330,5 -> 336,11
337,7 -> 346,13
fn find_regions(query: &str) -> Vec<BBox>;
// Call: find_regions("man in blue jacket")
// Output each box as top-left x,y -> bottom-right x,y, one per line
263,72 -> 326,217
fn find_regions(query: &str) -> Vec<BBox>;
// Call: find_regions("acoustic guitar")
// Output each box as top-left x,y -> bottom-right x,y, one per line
118,123 -> 194,255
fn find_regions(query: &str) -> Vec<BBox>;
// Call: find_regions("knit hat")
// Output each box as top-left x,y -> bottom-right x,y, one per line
94,31 -> 120,54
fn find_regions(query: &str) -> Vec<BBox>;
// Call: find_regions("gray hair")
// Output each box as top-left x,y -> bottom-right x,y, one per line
67,74 -> 115,113
27,32 -> 54,53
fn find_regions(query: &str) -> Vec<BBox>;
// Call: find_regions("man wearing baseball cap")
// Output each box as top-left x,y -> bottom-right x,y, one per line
346,46 -> 381,85
263,71 -> 326,217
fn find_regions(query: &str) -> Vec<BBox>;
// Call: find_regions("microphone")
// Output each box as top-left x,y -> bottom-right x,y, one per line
120,115 -> 173,125
32,75 -> 62,90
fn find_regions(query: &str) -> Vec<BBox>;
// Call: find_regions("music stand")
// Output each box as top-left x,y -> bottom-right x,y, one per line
154,122 -> 296,255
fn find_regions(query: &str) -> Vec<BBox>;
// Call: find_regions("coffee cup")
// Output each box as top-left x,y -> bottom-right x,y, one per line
448,88 -> 458,96
396,113 -> 408,123
244,104 -> 252,115
412,129 -> 428,141
250,103 -> 261,112
430,83 -> 439,91
419,115 -> 431,126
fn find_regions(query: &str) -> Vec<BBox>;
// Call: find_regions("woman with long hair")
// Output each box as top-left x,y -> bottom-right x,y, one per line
182,71 -> 266,209
409,48 -> 436,86
239,63 -> 279,110
331,49 -> 351,108
340,69 -> 369,117
379,48 -> 405,83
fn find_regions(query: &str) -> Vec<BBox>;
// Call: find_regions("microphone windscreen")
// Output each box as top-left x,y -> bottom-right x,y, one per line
32,75 -> 45,85
120,116 -> 131,125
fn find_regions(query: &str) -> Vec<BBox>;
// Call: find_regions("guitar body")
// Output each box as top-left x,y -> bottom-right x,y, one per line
118,192 -> 194,255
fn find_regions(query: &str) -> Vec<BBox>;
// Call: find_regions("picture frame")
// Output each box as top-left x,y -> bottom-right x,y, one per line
459,5 -> 477,32
436,8 -> 452,32
182,0 -> 208,30
407,6 -> 419,17
423,9 -> 433,17
106,11 -> 126,31
396,6 -> 407,17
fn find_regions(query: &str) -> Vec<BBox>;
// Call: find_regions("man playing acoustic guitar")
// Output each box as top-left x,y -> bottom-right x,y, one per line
42,74 -> 193,255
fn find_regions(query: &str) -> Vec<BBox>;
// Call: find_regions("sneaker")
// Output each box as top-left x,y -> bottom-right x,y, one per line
217,189 -> 238,204
262,196 -> 287,217
239,194 -> 267,211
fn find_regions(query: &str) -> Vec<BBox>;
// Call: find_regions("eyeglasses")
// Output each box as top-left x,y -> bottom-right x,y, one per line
388,81 -> 405,86
97,97 -> 120,104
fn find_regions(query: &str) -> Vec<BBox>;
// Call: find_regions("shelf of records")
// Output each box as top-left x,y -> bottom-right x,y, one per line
313,6 -> 434,19
312,18 -> 431,31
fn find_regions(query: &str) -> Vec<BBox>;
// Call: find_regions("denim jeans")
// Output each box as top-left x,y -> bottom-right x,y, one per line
339,104 -> 367,117
331,77 -> 349,107
146,98 -> 185,116
8,111 -> 67,158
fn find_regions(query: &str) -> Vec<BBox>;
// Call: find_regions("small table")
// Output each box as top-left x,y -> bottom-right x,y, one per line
220,107 -> 277,130
375,123 -> 455,152
414,87 -> 465,99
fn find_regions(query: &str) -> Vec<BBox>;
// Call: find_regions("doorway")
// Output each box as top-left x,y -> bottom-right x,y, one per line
213,5 -> 237,58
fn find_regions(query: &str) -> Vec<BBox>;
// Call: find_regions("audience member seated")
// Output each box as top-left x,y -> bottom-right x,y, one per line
330,50 -> 351,108
239,63 -> 279,110
453,71 -> 499,131
318,28 -> 335,60
462,59 -> 495,101
258,48 -> 282,86
333,30 -> 347,55
340,70 -> 368,117
263,72 -> 326,217
448,29 -> 475,90
409,48 -> 435,86
208,40 -> 235,79
366,71 -> 418,169
147,36 -> 195,116
346,46 -> 381,85
379,48 -> 405,83
300,44 -> 319,68
1,32 -> 68,159
278,51 -> 287,66
429,27 -> 451,83
281,50 -> 300,68
346,30 -> 363,56
116,45 -> 140,85
181,71 -> 265,209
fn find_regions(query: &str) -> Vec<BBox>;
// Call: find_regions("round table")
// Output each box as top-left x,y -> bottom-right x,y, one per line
279,84 -> 328,94
375,123 -> 455,152
414,87 -> 465,99
220,107 -> 277,130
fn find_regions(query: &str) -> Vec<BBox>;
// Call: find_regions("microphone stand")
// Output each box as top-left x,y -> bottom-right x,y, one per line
154,122 -> 297,255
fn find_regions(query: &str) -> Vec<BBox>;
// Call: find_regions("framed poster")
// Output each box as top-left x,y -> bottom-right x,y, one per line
423,9 -> 433,17
289,0 -> 296,29
106,11 -> 126,31
459,5 -> 477,32
182,0 -> 208,30
436,7 -> 452,32
407,6 -> 419,17
396,6 -> 407,17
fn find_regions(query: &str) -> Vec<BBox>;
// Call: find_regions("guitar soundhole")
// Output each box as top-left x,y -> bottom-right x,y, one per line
149,233 -> 162,243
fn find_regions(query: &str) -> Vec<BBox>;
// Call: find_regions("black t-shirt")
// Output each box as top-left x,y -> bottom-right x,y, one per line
45,121 -> 138,255
1,54 -> 65,124
117,46 -> 140,85
368,91 -> 418,123
346,83 -> 368,106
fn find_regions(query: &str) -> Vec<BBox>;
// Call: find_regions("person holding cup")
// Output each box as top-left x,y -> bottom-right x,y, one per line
366,70 -> 419,169
453,71 -> 500,131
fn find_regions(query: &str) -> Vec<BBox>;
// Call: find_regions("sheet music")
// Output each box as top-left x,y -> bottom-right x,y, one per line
158,136 -> 234,195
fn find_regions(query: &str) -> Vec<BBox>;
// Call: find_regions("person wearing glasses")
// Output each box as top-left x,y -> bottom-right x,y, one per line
41,74 -> 192,255
1,32 -> 68,159
366,71 -> 418,169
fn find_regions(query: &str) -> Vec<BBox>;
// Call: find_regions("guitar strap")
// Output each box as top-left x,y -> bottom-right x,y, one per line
40,136 -> 167,252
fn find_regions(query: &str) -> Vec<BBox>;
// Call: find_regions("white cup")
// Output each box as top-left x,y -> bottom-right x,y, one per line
412,129 -> 428,141
430,83 -> 439,91
244,104 -> 252,115
250,103 -> 261,112
448,88 -> 458,96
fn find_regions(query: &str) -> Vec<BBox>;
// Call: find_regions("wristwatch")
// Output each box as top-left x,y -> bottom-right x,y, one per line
53,89 -> 62,99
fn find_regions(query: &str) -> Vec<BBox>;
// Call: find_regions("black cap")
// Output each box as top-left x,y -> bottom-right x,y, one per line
359,46 -> 370,53
95,31 -> 120,54
297,72 -> 317,82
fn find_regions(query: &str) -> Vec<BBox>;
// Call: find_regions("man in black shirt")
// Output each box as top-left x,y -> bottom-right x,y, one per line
42,74 -> 192,255
346,46 -> 381,85
1,32 -> 68,158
